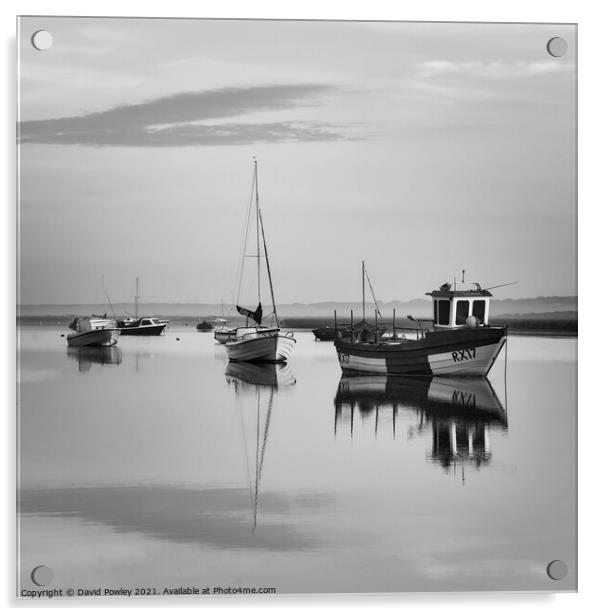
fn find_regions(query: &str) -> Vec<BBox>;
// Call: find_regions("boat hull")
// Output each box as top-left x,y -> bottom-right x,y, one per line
214,328 -> 236,344
67,328 -> 120,348
119,324 -> 166,336
334,327 -> 506,376
226,331 -> 296,362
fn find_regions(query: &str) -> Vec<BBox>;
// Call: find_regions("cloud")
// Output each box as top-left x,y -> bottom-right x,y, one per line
17,84 -> 351,147
416,59 -> 573,80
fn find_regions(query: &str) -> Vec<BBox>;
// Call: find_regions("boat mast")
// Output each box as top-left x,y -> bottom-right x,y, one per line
135,277 -> 139,319
256,162 -> 280,327
362,260 -> 366,322
254,160 -> 261,307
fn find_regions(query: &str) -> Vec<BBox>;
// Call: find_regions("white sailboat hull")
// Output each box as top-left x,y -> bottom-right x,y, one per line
67,328 -> 120,348
226,329 -> 296,362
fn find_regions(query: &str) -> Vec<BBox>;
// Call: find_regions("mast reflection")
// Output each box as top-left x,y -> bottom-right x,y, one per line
334,376 -> 507,476
225,362 -> 296,531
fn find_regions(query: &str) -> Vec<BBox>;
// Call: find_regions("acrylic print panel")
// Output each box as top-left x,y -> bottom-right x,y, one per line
17,17 -> 577,597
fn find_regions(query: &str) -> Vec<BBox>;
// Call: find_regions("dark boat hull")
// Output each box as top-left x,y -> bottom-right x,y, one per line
334,327 -> 506,376
119,324 -> 167,336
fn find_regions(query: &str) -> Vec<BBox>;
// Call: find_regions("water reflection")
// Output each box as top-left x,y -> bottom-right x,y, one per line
225,362 -> 296,532
225,362 -> 296,389
67,346 -> 122,372
334,376 -> 507,476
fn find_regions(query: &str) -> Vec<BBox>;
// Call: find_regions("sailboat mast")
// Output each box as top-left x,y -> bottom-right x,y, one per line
362,260 -> 366,322
135,277 -> 139,319
256,164 -> 280,327
254,160 -> 261,305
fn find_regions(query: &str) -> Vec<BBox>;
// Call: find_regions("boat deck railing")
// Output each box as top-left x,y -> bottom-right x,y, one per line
233,328 -> 280,342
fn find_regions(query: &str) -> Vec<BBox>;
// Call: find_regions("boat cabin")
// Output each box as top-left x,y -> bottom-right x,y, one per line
426,283 -> 492,329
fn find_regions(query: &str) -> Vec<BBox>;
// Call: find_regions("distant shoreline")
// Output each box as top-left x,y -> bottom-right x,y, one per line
16,314 -> 578,337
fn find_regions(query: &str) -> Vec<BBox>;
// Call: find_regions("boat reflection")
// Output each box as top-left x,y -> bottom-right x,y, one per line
67,346 -> 122,373
334,376 -> 507,476
225,362 -> 296,390
225,362 -> 295,532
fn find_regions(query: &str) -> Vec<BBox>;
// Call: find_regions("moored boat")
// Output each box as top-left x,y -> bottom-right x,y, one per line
334,281 -> 507,377
67,317 -> 120,347
196,320 -> 214,332
315,262 -> 385,341
225,160 -> 296,363
226,327 -> 296,362
118,316 -> 167,336
214,326 -> 237,344
117,278 -> 168,335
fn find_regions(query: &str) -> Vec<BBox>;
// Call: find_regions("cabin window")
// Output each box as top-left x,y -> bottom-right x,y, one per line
141,319 -> 151,326
473,300 -> 486,323
456,300 -> 469,325
438,300 -> 450,325
433,301 -> 438,324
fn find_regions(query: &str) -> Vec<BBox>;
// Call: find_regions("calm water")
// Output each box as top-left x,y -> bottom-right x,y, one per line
17,326 -> 576,595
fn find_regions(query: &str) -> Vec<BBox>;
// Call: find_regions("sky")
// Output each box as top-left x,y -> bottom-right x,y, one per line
17,18 -> 576,305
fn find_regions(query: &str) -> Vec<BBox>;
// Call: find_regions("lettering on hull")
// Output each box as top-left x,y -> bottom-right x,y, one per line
451,347 -> 476,362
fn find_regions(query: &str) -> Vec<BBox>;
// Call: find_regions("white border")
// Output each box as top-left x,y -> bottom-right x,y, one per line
4,1 -> 599,614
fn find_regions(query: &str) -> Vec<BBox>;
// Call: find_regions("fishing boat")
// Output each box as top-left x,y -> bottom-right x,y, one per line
334,279 -> 508,376
313,262 -> 385,341
196,320 -> 214,332
66,317 -> 120,347
225,160 -> 296,363
117,278 -> 168,335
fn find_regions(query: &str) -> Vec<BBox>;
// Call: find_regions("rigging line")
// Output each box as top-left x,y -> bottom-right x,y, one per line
255,160 -> 261,304
235,167 -> 256,306
364,267 -> 382,318
258,206 -> 279,327
104,288 -> 117,319
101,275 -> 116,319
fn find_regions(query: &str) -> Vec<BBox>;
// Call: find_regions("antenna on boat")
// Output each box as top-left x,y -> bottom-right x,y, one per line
483,281 -> 517,292
462,269 -> 465,284
135,277 -> 139,319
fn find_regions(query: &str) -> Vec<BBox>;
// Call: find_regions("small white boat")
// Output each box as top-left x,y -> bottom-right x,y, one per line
226,327 -> 296,362
224,160 -> 296,363
214,326 -> 237,344
67,317 -> 120,348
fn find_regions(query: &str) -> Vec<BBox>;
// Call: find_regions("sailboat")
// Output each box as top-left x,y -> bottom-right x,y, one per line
225,160 -> 296,363
117,277 -> 168,336
313,261 -> 385,341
